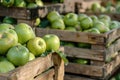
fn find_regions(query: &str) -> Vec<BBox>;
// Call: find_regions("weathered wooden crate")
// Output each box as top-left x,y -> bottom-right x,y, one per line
35,27 -> 120,61
0,3 -> 64,27
0,53 -> 64,80
35,27 -> 120,79
65,53 -> 120,80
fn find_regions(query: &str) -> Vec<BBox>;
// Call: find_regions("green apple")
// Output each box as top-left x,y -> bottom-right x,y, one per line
77,42 -> 91,49
64,13 -> 78,26
98,15 -> 111,22
51,19 -> 65,30
0,23 -> 14,32
14,0 -> 26,8
93,21 -> 110,33
109,21 -> 119,30
7,45 -> 29,66
73,58 -> 88,64
29,52 -> 35,61
34,18 -> 41,26
47,11 -> 61,22
35,0 -> 44,7
100,6 -> 106,13
65,26 -> 76,32
64,42 -> 75,47
2,16 -> 17,24
99,19 -> 110,27
14,23 -> 36,44
84,28 -> 100,34
90,15 -> 98,23
0,61 -> 15,73
1,0 -> 14,7
27,3 -> 38,9
78,14 -> 88,21
0,30 -> 18,55
80,17 -> 93,30
91,2 -> 101,12
27,37 -> 46,56
43,34 -> 60,51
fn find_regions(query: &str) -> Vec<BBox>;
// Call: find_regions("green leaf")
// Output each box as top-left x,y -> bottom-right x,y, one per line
55,50 -> 69,65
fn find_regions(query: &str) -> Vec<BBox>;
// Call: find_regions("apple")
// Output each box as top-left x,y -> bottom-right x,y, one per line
77,42 -> 91,49
47,11 -> 61,22
98,15 -> 111,22
1,0 -> 14,7
99,19 -> 110,27
0,61 -> 15,73
29,52 -> 35,61
14,23 -> 36,44
93,21 -> 110,33
78,14 -> 88,22
90,15 -> 98,23
65,26 -> 76,32
51,19 -> 65,30
80,17 -> 93,30
0,23 -> 14,32
84,28 -> 100,34
2,16 -> 17,24
27,3 -> 38,9
27,37 -> 46,56
43,34 -> 60,51
64,13 -> 78,26
35,0 -> 44,7
0,30 -> 18,55
109,21 -> 119,30
73,58 -> 88,64
100,6 -> 106,13
14,0 -> 26,8
7,45 -> 29,66
91,2 -> 101,12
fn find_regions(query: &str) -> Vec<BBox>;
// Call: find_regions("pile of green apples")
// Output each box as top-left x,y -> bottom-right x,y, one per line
0,0 -> 44,8
0,22 -> 60,73
86,1 -> 120,13
39,11 -> 120,34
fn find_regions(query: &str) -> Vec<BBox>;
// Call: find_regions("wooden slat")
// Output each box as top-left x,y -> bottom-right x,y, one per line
65,63 -> 103,77
34,68 -> 54,80
0,54 -> 53,80
0,6 -> 33,19
105,27 -> 120,46
64,74 -> 95,80
38,4 -> 64,18
52,53 -> 64,80
35,28 -> 105,44
105,39 -> 120,61
104,54 -> 120,77
64,46 -> 104,61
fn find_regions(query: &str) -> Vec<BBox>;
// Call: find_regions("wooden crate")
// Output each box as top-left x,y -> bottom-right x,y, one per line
65,53 -> 120,80
35,27 -> 120,79
0,53 -> 64,80
75,0 -> 102,13
0,3 -> 64,27
35,27 -> 120,61
0,4 -> 64,19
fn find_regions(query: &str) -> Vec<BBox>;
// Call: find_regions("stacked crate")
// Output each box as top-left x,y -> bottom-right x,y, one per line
35,16 -> 120,79
0,53 -> 64,80
0,3 -> 64,27
0,2 -> 65,80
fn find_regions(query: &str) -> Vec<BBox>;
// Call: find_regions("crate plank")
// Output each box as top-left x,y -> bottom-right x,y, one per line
35,28 -> 105,44
65,63 -> 103,77
52,53 -> 64,80
64,46 -> 104,61
0,54 -> 53,80
104,54 -> 120,77
34,68 -> 54,80
64,74 -> 95,80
